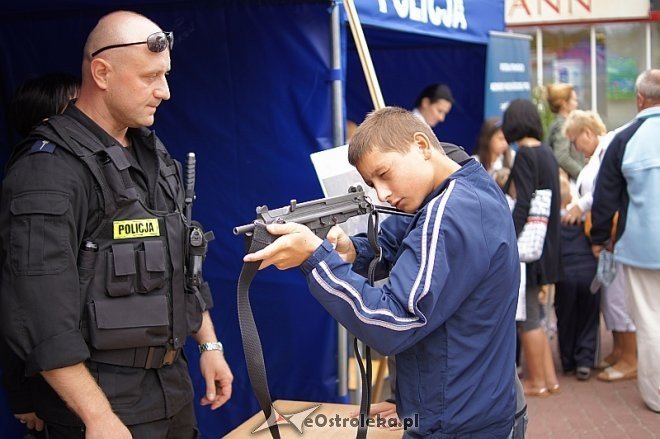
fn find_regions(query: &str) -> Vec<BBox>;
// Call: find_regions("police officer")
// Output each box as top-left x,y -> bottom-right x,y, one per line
0,11 -> 232,438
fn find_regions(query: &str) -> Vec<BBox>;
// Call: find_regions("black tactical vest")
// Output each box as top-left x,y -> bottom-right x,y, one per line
30,115 -> 204,368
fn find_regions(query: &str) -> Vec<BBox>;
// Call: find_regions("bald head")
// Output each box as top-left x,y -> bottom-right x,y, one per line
75,10 -> 171,140
84,11 -> 162,61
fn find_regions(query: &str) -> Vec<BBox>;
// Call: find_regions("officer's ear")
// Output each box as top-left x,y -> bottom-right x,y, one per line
89,58 -> 111,91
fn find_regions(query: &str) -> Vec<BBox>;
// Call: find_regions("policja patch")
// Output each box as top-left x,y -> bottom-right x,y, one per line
113,218 -> 160,239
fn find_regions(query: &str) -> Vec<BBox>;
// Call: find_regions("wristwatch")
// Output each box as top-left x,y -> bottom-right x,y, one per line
198,341 -> 224,354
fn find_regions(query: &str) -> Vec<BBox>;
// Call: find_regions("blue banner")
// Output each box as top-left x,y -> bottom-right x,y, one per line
483,31 -> 532,119
354,0 -> 504,45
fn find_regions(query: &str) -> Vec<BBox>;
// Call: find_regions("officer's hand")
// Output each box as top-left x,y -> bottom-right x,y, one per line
243,222 -> 323,270
199,350 -> 233,410
326,225 -> 356,263
14,412 -> 44,431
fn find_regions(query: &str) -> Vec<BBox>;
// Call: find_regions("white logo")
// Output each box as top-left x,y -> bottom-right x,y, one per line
252,404 -> 321,435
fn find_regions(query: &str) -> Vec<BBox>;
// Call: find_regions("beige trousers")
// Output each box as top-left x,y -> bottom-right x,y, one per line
624,265 -> 660,412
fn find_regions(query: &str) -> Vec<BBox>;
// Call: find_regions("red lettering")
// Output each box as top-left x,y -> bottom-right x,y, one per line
508,0 -> 531,16
543,0 -> 560,14
573,0 -> 591,13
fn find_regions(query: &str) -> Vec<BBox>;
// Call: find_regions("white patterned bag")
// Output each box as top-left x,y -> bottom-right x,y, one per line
517,189 -> 552,263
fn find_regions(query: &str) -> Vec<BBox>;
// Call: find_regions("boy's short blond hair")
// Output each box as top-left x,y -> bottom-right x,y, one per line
348,107 -> 443,166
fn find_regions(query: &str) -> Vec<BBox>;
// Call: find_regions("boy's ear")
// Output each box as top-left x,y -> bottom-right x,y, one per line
413,132 -> 432,159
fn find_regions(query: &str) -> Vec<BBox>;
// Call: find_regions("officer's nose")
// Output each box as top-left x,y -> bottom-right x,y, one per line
155,76 -> 171,101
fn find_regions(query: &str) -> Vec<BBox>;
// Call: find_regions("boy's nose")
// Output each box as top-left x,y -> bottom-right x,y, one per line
375,186 -> 391,204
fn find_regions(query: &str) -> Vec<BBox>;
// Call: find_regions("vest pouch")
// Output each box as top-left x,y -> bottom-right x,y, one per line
106,243 -> 136,297
137,240 -> 167,292
87,294 -> 169,350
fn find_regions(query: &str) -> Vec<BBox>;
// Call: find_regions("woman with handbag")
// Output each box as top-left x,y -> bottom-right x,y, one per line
503,99 -> 563,397
562,110 -> 637,382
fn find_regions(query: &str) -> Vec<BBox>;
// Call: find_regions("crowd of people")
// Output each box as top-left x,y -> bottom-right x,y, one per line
1,8 -> 658,439
470,72 -> 660,417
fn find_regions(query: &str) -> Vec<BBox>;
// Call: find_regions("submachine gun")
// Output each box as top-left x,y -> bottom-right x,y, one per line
233,184 -> 391,239
234,186 -> 412,439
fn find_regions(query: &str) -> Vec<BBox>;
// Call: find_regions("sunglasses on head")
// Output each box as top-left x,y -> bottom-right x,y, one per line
91,31 -> 173,57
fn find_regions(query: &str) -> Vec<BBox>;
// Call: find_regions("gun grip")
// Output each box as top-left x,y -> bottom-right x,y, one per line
316,226 -> 332,240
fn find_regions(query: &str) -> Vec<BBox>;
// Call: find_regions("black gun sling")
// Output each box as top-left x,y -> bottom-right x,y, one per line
237,223 -> 282,439
237,214 -> 383,439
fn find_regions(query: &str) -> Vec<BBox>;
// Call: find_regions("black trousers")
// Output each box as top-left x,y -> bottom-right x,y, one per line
44,400 -> 199,439
554,274 -> 601,372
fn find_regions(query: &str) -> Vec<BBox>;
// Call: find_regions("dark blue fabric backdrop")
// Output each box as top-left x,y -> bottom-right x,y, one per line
0,2 -> 340,437
0,1 -> 497,437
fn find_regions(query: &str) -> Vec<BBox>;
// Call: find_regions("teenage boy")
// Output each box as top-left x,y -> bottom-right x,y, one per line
245,107 -> 519,437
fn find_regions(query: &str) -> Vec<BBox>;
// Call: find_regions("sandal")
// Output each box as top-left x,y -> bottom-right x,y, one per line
548,383 -> 561,394
596,366 -> 637,382
524,387 -> 550,397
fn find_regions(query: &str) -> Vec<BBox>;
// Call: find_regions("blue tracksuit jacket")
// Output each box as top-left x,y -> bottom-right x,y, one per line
300,159 -> 519,438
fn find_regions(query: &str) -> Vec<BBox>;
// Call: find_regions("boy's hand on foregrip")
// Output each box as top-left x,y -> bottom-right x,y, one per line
243,222 -> 322,270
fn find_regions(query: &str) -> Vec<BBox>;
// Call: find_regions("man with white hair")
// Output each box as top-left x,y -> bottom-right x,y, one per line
591,69 -> 660,413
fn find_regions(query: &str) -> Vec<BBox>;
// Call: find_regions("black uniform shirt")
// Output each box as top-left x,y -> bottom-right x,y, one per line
0,104 -> 193,426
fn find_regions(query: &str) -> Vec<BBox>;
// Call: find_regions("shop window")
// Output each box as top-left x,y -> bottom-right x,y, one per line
597,23 -> 646,129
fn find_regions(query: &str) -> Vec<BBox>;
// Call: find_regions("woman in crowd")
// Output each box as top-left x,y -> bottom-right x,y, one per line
562,110 -> 637,382
503,99 -> 562,397
473,117 -> 514,180
10,72 -> 80,138
412,83 -> 454,128
546,83 -> 584,180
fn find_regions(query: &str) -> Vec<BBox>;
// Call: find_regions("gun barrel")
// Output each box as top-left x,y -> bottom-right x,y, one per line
233,223 -> 255,235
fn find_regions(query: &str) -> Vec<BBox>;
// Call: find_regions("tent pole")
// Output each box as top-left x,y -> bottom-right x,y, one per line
340,0 -> 386,404
330,0 -> 349,398
331,2 -> 344,149
343,0 -> 385,110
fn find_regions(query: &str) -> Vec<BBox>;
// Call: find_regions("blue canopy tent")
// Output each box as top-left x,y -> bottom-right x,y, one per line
347,0 -> 505,151
0,1 -> 503,437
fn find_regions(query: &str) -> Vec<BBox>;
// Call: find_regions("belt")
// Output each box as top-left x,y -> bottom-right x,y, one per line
90,346 -> 180,369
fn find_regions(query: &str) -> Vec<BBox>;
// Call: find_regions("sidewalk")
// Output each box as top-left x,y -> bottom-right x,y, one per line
525,323 -> 660,438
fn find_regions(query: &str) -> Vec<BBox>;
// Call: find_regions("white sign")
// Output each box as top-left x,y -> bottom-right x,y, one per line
310,145 -> 387,236
505,0 -> 650,26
